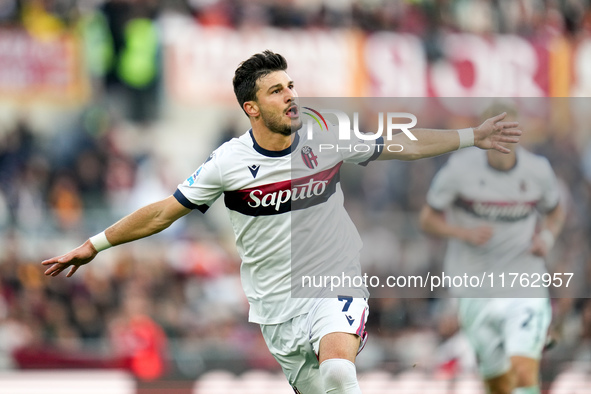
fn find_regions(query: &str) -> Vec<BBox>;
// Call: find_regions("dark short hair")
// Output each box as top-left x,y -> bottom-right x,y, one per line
233,50 -> 288,115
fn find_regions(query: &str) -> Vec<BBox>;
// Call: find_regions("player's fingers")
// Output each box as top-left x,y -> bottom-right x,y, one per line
496,121 -> 519,129
476,237 -> 490,246
57,254 -> 74,264
45,264 -> 64,276
479,233 -> 492,242
490,112 -> 507,123
499,127 -> 521,136
43,266 -> 53,275
66,265 -> 79,278
530,246 -> 544,257
492,142 -> 511,153
530,239 -> 547,256
43,263 -> 60,275
41,256 -> 63,265
498,136 -> 520,144
51,266 -> 67,276
476,232 -> 490,240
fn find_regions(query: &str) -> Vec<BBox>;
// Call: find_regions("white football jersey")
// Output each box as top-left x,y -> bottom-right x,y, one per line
176,126 -> 382,324
426,147 -> 559,297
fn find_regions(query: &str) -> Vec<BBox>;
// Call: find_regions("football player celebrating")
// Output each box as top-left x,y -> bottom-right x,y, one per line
43,51 -> 521,393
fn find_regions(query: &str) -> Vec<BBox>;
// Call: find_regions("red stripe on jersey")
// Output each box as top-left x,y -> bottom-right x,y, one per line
454,197 -> 538,222
224,162 -> 343,216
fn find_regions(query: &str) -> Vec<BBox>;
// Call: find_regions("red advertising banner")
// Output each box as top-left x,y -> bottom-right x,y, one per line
162,17 -> 591,104
162,16 -> 363,104
0,29 -> 88,102
363,32 -> 551,97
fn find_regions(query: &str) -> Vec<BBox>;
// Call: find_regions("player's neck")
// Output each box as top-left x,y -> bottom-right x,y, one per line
487,150 -> 517,171
251,125 -> 295,152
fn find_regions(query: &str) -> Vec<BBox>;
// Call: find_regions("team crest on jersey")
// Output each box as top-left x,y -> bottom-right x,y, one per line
301,146 -> 318,169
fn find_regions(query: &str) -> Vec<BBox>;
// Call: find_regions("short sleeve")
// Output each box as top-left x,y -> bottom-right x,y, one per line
536,158 -> 560,213
426,162 -> 460,211
175,152 -> 223,213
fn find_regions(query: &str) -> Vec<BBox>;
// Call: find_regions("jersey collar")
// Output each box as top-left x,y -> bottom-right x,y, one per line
249,129 -> 300,157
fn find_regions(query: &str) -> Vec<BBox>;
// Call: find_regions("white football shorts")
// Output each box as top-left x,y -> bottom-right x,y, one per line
458,297 -> 551,379
260,297 -> 369,393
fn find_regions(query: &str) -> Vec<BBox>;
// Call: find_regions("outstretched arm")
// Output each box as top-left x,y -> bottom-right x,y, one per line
419,205 -> 493,246
42,195 -> 191,277
379,112 -> 521,161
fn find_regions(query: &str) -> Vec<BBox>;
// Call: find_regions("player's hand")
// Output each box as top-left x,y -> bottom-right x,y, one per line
460,225 -> 493,246
41,240 -> 98,277
530,232 -> 551,257
473,112 -> 521,153
543,329 -> 559,352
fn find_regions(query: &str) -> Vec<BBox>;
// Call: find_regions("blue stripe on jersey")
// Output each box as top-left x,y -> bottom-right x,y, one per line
358,136 -> 384,166
174,189 -> 209,213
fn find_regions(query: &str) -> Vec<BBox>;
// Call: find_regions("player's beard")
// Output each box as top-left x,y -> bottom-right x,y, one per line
260,107 -> 303,136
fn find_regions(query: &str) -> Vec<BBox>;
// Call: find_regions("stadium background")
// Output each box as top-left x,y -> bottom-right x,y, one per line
0,0 -> 590,393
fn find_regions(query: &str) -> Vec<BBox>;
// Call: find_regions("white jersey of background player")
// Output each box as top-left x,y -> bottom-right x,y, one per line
420,109 -> 565,394
43,52 -> 522,394
426,147 -> 559,298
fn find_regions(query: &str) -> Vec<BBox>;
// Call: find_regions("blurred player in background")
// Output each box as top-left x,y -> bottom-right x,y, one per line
42,51 -> 521,393
419,104 -> 565,394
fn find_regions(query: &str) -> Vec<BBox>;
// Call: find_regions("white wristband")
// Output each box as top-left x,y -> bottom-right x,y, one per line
539,229 -> 555,250
457,128 -> 474,149
89,231 -> 112,252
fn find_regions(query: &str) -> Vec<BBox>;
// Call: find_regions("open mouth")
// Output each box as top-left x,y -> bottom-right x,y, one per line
286,105 -> 299,118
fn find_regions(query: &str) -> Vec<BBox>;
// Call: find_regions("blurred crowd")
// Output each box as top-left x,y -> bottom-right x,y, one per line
1,0 -> 591,35
2,0 -> 590,123
0,0 -> 590,385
